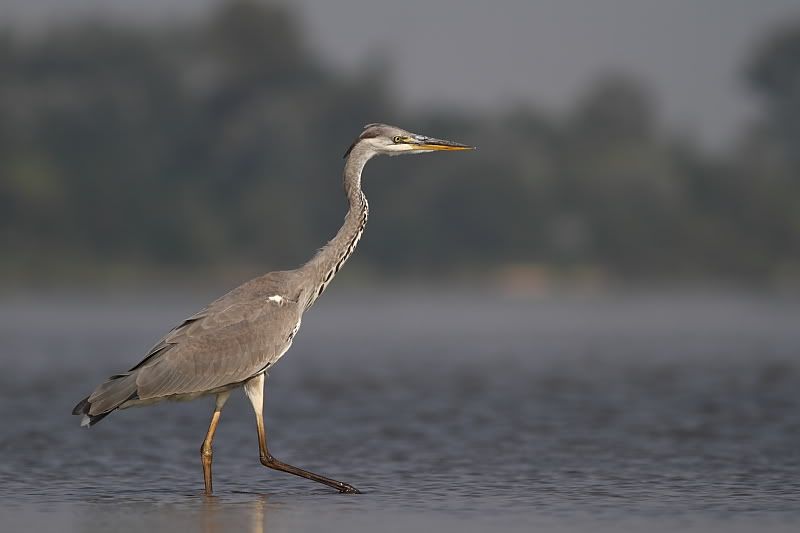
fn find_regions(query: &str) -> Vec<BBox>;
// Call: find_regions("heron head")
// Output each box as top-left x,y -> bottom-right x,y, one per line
344,123 -> 475,158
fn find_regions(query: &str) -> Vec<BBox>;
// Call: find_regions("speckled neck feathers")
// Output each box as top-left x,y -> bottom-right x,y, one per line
300,142 -> 373,308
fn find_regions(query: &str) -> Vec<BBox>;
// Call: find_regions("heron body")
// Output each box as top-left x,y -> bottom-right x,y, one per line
72,123 -> 473,494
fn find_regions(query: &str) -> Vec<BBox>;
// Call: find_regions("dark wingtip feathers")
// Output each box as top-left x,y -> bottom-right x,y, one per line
72,396 -> 89,416
83,411 -> 113,427
71,396 -> 111,427
73,372 -> 141,427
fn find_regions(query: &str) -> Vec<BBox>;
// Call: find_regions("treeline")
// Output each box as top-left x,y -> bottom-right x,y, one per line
1,1 -> 799,284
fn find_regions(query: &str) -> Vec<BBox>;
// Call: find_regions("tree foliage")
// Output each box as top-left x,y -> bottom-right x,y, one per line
1,2 -> 798,283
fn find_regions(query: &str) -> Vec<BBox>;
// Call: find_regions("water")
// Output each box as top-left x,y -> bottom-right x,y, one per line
1,288 -> 799,532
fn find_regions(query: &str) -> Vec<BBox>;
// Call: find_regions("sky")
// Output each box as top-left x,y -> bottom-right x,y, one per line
3,0 -> 800,150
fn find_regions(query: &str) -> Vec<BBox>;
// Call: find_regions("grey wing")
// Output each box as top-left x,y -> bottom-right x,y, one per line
73,271 -> 305,424
132,298 -> 301,400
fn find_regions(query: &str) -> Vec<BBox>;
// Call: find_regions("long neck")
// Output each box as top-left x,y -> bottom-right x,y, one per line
301,143 -> 372,308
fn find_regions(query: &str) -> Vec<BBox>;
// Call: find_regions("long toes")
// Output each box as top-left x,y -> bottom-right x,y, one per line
338,483 -> 361,494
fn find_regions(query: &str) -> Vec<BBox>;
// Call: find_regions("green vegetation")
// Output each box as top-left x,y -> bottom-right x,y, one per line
2,2 -> 799,285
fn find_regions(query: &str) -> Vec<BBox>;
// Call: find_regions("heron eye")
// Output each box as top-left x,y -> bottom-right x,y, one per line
392,136 -> 403,144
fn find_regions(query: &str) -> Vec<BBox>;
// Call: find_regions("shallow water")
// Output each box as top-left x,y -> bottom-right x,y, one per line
1,288 -> 799,532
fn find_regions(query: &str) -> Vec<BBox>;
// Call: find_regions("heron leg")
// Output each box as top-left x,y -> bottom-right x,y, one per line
201,391 -> 231,495
243,373 -> 360,494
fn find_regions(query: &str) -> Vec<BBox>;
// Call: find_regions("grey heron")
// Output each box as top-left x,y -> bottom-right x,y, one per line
72,123 -> 474,495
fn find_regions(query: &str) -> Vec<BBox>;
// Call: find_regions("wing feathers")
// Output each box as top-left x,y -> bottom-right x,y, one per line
86,373 -> 139,416
134,303 -> 299,400
73,271 -> 303,425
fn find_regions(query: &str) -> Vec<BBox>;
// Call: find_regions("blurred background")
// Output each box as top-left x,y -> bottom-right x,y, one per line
2,2 -> 800,532
2,0 -> 800,287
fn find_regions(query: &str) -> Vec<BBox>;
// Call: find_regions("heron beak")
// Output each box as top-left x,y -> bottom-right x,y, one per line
414,137 -> 475,151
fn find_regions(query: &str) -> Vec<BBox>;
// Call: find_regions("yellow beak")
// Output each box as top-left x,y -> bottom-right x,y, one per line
415,137 -> 475,151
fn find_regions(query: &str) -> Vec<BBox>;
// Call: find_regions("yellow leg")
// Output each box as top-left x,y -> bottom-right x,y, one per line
253,413 -> 359,493
201,391 -> 230,495
244,373 -> 360,494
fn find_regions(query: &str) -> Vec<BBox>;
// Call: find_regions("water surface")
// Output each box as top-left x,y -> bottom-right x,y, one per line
1,288 -> 799,532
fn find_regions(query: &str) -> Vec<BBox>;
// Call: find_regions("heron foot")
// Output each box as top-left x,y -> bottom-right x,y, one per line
337,482 -> 361,494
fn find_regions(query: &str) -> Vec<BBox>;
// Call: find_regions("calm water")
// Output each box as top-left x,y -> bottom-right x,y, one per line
0,288 -> 799,532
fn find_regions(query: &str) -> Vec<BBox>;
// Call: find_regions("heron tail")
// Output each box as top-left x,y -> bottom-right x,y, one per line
72,372 -> 139,427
